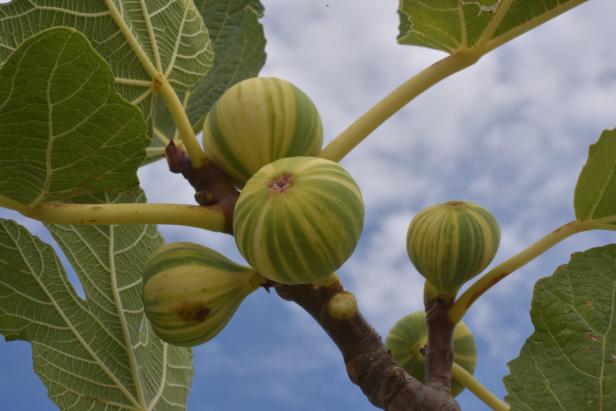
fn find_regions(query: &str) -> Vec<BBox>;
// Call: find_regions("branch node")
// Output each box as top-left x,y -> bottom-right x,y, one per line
164,141 -> 239,233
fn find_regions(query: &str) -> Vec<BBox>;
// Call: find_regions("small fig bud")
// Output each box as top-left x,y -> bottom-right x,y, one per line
203,77 -> 323,185
233,156 -> 364,285
406,201 -> 500,296
327,291 -> 357,320
142,242 -> 263,347
386,311 -> 477,396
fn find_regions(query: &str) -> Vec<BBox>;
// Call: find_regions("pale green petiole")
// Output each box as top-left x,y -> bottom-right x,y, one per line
318,49 -> 482,163
104,0 -> 207,167
452,362 -> 510,411
449,218 -> 616,324
318,0 -> 586,164
0,196 -> 226,232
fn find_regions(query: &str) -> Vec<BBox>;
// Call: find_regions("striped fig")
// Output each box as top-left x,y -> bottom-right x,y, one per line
142,242 -> 264,347
203,77 -> 323,185
233,156 -> 364,284
406,201 -> 500,296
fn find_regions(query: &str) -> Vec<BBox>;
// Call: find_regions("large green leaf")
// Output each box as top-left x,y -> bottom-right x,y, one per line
574,128 -> 616,224
504,245 -> 616,410
0,0 -> 214,146
153,0 -> 266,148
0,28 -> 147,207
0,191 -> 193,410
398,0 -> 586,53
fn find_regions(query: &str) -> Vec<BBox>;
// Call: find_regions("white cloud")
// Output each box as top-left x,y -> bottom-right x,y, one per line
257,0 -> 616,400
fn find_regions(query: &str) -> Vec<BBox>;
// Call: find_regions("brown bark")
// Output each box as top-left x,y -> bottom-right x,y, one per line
164,141 -> 238,233
275,282 -> 460,411
424,298 -> 456,393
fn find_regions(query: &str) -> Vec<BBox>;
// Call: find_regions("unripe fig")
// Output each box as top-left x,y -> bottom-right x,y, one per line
142,242 -> 263,347
406,201 -> 500,296
327,291 -> 358,320
203,77 -> 323,185
233,156 -> 364,284
385,311 -> 477,396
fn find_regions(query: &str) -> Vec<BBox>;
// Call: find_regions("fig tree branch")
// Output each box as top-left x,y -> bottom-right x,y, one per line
424,298 -> 456,395
165,142 -> 238,233
275,281 -> 460,411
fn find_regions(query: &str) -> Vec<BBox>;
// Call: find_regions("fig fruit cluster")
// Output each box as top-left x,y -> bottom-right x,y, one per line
142,77 -> 364,347
205,76 -> 364,285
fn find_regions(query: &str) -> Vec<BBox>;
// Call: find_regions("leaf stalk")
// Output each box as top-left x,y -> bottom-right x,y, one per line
0,196 -> 226,232
449,220 -> 591,323
104,0 -> 207,167
318,49 -> 481,163
451,363 -> 509,411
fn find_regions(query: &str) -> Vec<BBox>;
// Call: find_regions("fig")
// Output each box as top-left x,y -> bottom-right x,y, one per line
406,201 -> 500,296
142,242 -> 263,346
203,77 -> 323,185
233,156 -> 364,284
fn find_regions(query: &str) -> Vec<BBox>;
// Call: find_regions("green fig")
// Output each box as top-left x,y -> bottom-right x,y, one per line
406,201 -> 500,296
142,242 -> 263,347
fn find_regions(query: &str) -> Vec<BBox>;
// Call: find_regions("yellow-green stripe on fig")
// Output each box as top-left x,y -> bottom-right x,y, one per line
385,311 -> 477,397
142,242 -> 262,347
203,77 -> 323,185
233,156 -> 364,285
406,201 -> 500,296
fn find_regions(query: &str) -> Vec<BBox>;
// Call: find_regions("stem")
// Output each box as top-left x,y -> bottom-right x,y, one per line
318,50 -> 482,162
145,147 -> 166,159
105,0 -> 207,167
449,220 -> 590,324
318,0 -> 588,163
165,142 -> 238,233
174,90 -> 194,143
275,282 -> 460,411
0,197 -> 226,232
157,78 -> 206,167
424,298 -> 456,393
451,363 -> 509,411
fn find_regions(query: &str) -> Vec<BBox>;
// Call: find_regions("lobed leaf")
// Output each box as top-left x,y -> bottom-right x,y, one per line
154,0 -> 266,146
398,0 -> 586,53
574,128 -> 616,224
504,244 -> 616,410
0,28 -> 147,207
0,0 -> 214,147
0,190 -> 193,410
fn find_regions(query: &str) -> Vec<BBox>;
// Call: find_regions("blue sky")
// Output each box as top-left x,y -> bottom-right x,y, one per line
1,0 -> 616,410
